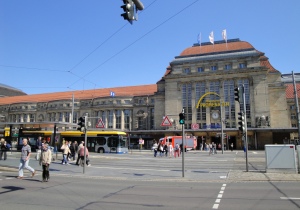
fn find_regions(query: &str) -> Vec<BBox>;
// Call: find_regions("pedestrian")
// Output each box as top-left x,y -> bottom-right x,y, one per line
168,143 -> 173,158
36,136 -> 42,160
76,141 -> 84,165
17,138 -> 36,179
174,143 -> 180,158
0,138 -> 10,160
152,141 -> 158,157
157,141 -> 164,157
72,141 -> 78,161
230,143 -> 234,151
61,141 -> 70,165
164,144 -> 168,157
79,143 -> 90,166
39,143 -> 52,182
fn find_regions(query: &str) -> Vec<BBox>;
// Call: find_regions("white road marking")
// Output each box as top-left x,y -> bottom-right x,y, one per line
212,183 -> 227,209
212,204 -> 219,209
280,197 -> 300,200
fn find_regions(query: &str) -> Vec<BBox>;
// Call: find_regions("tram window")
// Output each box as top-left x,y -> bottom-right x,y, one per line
107,137 -> 118,147
120,136 -> 127,147
96,137 -> 106,145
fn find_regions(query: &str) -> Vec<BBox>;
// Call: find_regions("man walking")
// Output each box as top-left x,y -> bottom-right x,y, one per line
18,138 -> 36,179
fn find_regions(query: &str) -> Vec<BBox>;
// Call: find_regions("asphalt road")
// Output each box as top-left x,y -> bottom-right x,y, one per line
1,150 -> 300,210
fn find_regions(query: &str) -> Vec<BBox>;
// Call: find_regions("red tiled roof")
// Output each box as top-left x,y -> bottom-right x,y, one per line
286,83 -> 300,99
179,40 -> 278,72
179,41 -> 254,56
0,84 -> 157,105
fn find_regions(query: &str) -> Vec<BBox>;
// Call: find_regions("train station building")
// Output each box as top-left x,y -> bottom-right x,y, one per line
0,38 -> 299,150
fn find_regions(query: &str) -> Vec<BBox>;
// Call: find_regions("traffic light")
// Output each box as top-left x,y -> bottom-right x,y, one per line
238,112 -> 245,133
77,117 -> 85,132
179,113 -> 185,125
234,87 -> 240,102
121,0 -> 135,24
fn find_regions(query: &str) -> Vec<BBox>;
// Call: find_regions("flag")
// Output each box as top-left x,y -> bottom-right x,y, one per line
110,91 -> 115,97
222,29 -> 227,42
209,31 -> 214,44
197,33 -> 201,45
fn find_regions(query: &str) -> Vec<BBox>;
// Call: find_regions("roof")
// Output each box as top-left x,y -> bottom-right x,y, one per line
175,39 -> 278,73
179,39 -> 255,56
285,83 -> 300,99
0,84 -> 157,105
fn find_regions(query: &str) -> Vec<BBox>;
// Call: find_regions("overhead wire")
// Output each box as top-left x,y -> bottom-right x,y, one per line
68,0 -> 200,89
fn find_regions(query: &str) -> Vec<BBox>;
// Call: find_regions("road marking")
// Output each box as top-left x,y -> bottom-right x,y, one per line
212,204 -> 219,209
212,184 -> 226,209
280,197 -> 300,200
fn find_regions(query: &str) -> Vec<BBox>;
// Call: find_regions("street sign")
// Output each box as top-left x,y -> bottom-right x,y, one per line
160,116 -> 172,126
191,123 -> 199,130
96,118 -> 105,128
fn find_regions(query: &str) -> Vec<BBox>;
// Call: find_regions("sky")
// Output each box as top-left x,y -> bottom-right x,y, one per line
1,0 -> 300,95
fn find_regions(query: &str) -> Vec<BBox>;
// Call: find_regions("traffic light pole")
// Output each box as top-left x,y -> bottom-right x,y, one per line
182,123 -> 185,178
83,115 -> 88,174
242,85 -> 249,172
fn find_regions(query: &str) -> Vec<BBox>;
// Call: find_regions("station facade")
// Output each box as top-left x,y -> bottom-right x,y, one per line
0,39 -> 299,150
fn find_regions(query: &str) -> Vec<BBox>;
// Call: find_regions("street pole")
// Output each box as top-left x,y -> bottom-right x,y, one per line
220,100 -> 224,154
242,85 -> 249,172
182,123 -> 185,178
83,115 -> 88,174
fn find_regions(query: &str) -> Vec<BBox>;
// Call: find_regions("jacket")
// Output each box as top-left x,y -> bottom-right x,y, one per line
39,149 -> 52,165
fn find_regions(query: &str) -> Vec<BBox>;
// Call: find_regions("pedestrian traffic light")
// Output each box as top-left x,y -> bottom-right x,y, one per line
179,113 -> 185,125
121,0 -> 135,24
238,112 -> 245,133
77,117 -> 85,132
234,87 -> 240,102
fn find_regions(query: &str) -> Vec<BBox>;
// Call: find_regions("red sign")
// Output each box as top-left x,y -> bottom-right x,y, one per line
191,123 -> 199,130
161,116 -> 172,126
96,118 -> 105,128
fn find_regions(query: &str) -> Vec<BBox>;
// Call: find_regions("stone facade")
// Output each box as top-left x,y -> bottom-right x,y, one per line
0,39 -> 298,149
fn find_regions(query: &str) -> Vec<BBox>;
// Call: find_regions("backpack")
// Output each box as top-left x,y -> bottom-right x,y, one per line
6,143 -> 11,150
175,144 -> 179,151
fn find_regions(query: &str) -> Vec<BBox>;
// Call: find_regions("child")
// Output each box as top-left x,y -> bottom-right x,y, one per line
39,143 -> 52,182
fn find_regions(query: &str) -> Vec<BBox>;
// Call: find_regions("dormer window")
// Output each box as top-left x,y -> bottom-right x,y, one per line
197,67 -> 204,72
224,64 -> 232,70
211,65 -> 218,71
239,63 -> 247,69
184,68 -> 190,73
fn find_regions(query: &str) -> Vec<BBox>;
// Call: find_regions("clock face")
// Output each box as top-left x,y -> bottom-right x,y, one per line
212,111 -> 219,119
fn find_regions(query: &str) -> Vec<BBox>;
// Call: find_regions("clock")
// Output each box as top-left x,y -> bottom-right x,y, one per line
211,111 -> 219,119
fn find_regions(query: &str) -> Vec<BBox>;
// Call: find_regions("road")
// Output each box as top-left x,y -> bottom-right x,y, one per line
0,150 -> 300,209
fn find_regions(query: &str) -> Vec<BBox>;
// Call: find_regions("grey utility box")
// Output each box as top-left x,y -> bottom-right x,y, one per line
297,145 -> 300,172
265,144 -> 297,173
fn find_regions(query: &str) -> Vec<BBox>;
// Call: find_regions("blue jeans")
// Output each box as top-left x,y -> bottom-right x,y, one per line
19,159 -> 34,177
62,154 -> 68,164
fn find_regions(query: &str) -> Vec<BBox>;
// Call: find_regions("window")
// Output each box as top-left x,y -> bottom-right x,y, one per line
224,64 -> 232,70
184,68 -> 191,73
124,109 -> 131,129
211,65 -> 218,71
116,110 -> 121,129
30,114 -> 35,122
291,113 -> 297,120
239,63 -> 247,69
197,67 -> 204,72
124,100 -> 131,104
116,100 -> 121,105
290,105 -> 295,110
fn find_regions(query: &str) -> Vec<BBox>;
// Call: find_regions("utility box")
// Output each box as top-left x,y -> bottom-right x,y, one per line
265,144 -> 297,173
